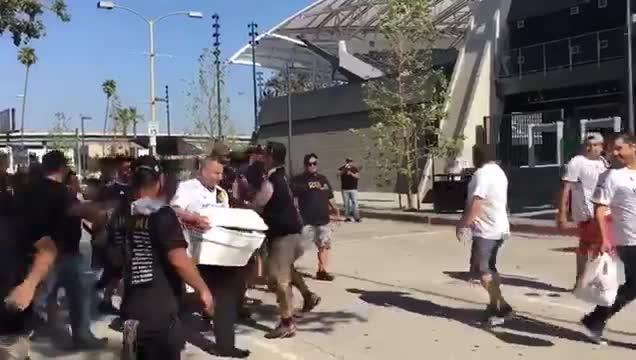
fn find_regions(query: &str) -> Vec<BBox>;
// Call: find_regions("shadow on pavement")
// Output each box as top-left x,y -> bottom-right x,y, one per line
241,303 -> 367,334
345,288 -> 633,348
444,271 -> 569,293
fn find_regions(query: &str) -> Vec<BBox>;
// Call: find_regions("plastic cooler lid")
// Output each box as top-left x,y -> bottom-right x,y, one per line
197,207 -> 268,232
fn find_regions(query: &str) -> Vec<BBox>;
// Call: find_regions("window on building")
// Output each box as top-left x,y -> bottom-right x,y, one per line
571,45 -> 581,54
599,0 -> 608,8
516,20 -> 525,29
600,39 -> 609,49
570,6 -> 580,15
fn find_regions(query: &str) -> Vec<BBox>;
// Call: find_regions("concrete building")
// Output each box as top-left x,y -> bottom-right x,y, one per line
231,0 -> 634,212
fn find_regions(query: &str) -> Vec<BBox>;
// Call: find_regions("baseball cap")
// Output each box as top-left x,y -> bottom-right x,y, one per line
584,132 -> 604,144
345,157 -> 353,163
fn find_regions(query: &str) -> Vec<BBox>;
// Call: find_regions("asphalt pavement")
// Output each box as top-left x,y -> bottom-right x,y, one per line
28,219 -> 636,359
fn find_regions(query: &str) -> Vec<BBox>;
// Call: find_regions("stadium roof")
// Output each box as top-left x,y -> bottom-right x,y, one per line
228,0 -> 473,74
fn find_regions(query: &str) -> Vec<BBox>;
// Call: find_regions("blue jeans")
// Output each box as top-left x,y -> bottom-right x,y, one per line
35,254 -> 94,339
342,190 -> 360,220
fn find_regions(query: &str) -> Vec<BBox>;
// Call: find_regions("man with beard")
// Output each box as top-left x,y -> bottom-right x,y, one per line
111,156 -> 213,359
581,133 -> 636,344
171,155 -> 250,358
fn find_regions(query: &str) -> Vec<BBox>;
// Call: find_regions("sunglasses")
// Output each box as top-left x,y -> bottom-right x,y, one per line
307,161 -> 318,166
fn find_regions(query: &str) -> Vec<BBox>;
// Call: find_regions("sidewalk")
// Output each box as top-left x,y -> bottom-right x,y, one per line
333,192 -> 577,236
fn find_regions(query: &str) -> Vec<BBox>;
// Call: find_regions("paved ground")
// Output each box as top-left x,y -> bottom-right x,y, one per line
29,219 -> 636,359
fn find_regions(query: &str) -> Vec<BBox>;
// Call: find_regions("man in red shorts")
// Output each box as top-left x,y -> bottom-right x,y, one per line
557,133 -> 608,288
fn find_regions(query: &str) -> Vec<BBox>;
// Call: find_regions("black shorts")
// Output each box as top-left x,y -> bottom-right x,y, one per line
470,237 -> 504,275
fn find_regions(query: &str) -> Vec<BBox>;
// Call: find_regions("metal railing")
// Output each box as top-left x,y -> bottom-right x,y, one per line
499,27 -> 624,78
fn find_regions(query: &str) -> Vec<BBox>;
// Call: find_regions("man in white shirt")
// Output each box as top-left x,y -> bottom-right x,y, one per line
457,145 -> 512,327
557,133 -> 607,287
581,133 -> 636,344
171,155 -> 250,358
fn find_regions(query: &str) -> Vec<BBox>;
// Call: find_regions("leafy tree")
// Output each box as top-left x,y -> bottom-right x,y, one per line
48,112 -> 74,150
1,0 -> 70,46
17,46 -> 36,143
360,0 -> 463,209
185,48 -> 233,141
101,79 -> 116,135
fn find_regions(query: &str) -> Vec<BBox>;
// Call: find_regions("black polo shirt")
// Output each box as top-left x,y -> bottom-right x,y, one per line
339,165 -> 359,190
292,172 -> 334,226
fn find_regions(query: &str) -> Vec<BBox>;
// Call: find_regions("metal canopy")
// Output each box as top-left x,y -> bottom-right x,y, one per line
228,0 -> 472,74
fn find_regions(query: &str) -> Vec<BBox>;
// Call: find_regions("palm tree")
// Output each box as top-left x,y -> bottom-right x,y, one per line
18,47 -> 37,144
101,80 -> 117,135
114,106 -> 143,138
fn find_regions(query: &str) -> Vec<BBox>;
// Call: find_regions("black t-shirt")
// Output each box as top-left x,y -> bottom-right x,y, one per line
113,205 -> 187,327
339,165 -> 359,190
0,188 -> 40,335
292,172 -> 334,226
263,167 -> 303,238
17,178 -> 76,254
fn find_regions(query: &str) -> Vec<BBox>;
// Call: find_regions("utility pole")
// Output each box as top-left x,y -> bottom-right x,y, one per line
627,0 -> 635,133
165,85 -> 171,136
249,22 -> 259,135
256,71 -> 264,111
213,14 -> 223,140
286,63 -> 293,176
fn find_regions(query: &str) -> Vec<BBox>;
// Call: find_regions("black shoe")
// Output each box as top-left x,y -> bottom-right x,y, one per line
482,305 -> 504,328
265,320 -> 296,339
316,271 -> 335,281
355,218 -> 362,223
497,304 -> 514,320
345,218 -> 353,222
301,293 -> 321,313
109,317 -> 124,332
216,347 -> 251,358
73,335 -> 108,350
581,314 -> 606,344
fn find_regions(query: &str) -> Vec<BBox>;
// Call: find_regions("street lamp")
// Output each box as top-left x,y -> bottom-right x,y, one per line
79,115 -> 92,177
97,1 -> 203,155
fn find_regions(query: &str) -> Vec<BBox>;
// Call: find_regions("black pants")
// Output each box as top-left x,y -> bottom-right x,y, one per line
197,265 -> 244,351
131,316 -> 184,360
587,246 -> 636,325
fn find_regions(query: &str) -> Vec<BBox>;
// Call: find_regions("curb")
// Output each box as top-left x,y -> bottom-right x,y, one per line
358,209 -> 578,237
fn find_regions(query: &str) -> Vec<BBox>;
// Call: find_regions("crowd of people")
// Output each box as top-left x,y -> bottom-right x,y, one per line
0,141 -> 363,359
458,132 -> 636,343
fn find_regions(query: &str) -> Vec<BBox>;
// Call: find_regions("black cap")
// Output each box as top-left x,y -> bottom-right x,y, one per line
132,155 -> 161,175
345,157 -> 353,163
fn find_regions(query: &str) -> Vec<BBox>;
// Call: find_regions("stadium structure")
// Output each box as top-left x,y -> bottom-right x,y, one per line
230,0 -> 633,211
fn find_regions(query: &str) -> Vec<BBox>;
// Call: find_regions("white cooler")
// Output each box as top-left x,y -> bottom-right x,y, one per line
187,207 -> 268,267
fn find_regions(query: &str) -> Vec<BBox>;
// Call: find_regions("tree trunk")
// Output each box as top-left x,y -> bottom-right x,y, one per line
103,97 -> 110,154
20,66 -> 30,145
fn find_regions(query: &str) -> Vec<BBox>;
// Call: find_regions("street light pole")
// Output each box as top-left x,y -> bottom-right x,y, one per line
249,22 -> 259,135
80,115 -> 91,177
627,0 -> 635,133
148,20 -> 157,154
257,71 -> 264,110
212,14 -> 222,140
97,1 -> 203,155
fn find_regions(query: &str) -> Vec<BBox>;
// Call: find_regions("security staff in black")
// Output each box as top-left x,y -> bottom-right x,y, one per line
110,156 -> 212,360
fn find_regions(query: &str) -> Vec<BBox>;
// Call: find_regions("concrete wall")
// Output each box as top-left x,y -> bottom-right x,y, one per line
259,111 -> 393,192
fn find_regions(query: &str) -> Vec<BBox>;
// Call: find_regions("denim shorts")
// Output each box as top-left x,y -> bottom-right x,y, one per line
470,237 -> 504,275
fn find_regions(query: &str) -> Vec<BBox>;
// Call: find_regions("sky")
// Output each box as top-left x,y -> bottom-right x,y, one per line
0,0 -> 313,135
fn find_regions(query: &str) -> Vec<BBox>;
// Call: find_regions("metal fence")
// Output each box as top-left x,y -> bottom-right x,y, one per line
499,27 -> 624,78
486,109 -> 565,167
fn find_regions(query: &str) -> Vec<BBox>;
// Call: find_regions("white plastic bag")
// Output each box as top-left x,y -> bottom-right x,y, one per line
574,253 -> 619,306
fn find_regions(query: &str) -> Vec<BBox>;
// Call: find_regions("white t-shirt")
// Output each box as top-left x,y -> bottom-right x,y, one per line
466,162 -> 510,240
562,155 -> 607,223
592,167 -> 636,246
171,178 -> 229,213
